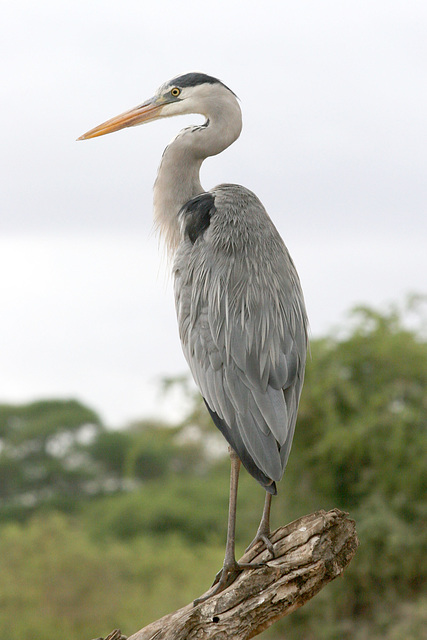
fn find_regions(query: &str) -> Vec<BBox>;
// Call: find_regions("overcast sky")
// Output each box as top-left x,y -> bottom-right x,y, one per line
1,0 -> 426,426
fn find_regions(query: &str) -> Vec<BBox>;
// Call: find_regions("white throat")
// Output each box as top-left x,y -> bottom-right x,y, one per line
153,86 -> 242,255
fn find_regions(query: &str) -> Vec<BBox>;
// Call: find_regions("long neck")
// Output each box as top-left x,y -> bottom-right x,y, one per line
153,95 -> 242,255
153,135 -> 203,254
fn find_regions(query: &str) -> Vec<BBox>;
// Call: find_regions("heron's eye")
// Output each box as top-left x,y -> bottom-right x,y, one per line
171,87 -> 181,97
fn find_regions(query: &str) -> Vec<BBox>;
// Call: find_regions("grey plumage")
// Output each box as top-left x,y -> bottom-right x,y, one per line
174,184 -> 307,492
78,72 -> 308,600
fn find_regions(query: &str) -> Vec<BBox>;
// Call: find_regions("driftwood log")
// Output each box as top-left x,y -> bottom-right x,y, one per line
97,509 -> 358,640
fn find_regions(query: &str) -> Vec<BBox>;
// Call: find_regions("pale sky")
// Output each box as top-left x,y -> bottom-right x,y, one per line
1,0 -> 426,425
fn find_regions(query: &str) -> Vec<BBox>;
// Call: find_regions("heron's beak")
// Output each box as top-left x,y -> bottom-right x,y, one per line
77,97 -> 165,140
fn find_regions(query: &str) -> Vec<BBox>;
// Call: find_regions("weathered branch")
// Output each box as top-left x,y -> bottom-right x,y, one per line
99,509 -> 358,640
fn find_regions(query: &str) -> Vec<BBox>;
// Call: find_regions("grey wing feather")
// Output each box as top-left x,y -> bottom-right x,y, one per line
173,184 -> 308,487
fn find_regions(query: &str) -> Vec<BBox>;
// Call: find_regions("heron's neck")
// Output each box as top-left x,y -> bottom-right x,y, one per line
153,98 -> 242,255
153,137 -> 203,254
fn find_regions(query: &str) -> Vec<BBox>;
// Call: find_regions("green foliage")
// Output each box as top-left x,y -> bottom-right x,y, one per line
271,299 -> 427,638
86,428 -> 132,476
0,399 -> 102,518
81,467 -> 268,550
86,418 -> 208,483
0,512 -> 224,640
123,421 -> 200,480
0,297 -> 426,639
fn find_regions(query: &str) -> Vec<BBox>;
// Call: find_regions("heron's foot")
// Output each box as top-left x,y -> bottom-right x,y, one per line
193,559 -> 263,606
245,529 -> 275,558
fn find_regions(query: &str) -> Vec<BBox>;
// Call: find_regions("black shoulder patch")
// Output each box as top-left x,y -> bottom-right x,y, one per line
180,192 -> 216,244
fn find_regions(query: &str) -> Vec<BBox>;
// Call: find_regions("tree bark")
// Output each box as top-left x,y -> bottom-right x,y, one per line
100,509 -> 358,640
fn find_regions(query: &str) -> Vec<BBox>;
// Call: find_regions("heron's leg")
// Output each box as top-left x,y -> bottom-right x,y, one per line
193,447 -> 260,606
245,491 -> 275,557
221,447 -> 241,570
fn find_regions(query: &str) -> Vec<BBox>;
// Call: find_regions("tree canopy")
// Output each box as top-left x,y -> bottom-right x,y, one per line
0,298 -> 425,639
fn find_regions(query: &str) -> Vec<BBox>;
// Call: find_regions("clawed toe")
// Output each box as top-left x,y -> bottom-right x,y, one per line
193,559 -> 263,606
245,532 -> 275,558
193,562 -> 240,606
193,461 -> 276,607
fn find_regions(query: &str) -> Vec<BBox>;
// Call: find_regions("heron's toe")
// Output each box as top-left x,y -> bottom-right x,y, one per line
245,532 -> 275,558
193,558 -> 262,606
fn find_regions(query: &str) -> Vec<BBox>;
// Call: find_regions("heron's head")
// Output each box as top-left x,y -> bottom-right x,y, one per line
78,72 -> 239,140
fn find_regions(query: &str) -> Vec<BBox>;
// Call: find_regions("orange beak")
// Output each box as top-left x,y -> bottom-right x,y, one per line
77,98 -> 165,140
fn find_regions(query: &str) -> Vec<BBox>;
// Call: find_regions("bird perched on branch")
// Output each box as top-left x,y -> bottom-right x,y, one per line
79,72 -> 308,603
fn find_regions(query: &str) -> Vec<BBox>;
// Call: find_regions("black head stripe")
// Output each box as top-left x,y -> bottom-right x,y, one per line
169,72 -> 236,97
170,72 -> 221,88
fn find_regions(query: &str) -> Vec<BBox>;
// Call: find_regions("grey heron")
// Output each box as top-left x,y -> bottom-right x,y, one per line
78,72 -> 308,603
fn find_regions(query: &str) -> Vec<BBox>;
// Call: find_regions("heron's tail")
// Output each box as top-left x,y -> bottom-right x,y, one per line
204,400 -> 278,495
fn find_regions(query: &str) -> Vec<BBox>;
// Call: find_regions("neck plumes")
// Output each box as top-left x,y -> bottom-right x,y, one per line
153,90 -> 242,256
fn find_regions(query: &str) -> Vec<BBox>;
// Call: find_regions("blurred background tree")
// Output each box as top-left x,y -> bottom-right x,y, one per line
0,297 -> 425,639
0,399 -> 102,518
